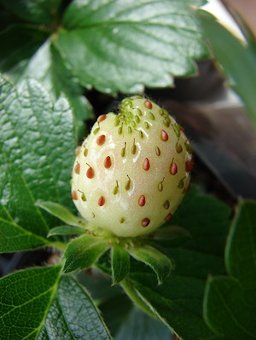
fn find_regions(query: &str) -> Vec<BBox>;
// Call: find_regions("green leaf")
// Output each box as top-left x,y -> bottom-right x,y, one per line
38,276 -> 111,340
36,201 -> 87,228
128,245 -> 173,284
203,277 -> 256,339
0,75 -> 75,252
99,293 -> 133,335
20,41 -> 94,140
123,246 -> 225,340
121,278 -> 159,321
0,217 -> 49,252
64,234 -> 110,273
1,30 -> 93,140
111,245 -> 130,284
151,225 -> 191,247
78,269 -> 119,301
0,162 -> 47,236
225,200 -> 256,297
1,1 -> 208,115
0,0 -> 207,136
47,225 -> 85,238
199,10 -> 256,125
171,185 -> 230,255
0,24 -> 47,73
99,290 -> 171,339
0,0 -> 62,25
167,248 -> 226,280
203,200 -> 256,338
0,266 -> 61,339
0,266 -> 112,339
54,0 -> 208,93
115,308 -> 171,340
123,272 -> 213,339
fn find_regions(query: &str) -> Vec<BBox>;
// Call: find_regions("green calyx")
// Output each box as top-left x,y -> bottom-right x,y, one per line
117,96 -> 143,129
54,219 -> 174,285
37,199 -> 175,284
63,225 -> 174,285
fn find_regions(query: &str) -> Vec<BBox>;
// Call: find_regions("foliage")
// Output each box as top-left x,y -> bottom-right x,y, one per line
0,1 -> 256,339
0,266 -> 111,339
203,201 -> 256,339
0,0 -> 207,139
0,75 -> 75,252
111,185 -> 230,339
199,10 -> 256,125
0,75 -> 229,339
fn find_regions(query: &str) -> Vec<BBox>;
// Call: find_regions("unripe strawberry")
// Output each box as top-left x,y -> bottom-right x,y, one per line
71,96 -> 192,237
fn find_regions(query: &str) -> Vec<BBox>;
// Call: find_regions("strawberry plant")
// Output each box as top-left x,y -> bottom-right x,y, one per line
0,1 -> 256,340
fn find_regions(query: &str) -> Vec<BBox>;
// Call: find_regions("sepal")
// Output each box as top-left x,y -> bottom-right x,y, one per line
128,245 -> 173,284
63,233 -> 110,273
111,245 -> 130,284
36,200 -> 87,228
48,225 -> 85,238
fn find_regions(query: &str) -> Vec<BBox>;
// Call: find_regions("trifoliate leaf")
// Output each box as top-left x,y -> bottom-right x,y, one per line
54,0 -> 208,93
0,1 -> 207,136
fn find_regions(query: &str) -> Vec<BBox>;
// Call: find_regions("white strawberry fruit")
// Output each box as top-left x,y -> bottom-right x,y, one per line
71,96 -> 192,238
